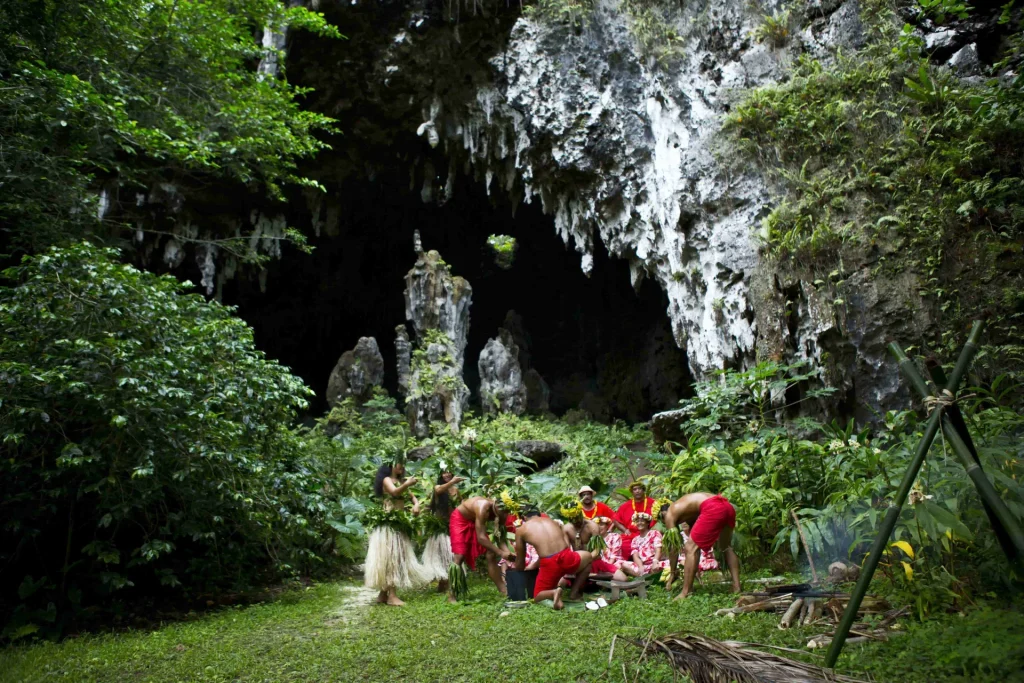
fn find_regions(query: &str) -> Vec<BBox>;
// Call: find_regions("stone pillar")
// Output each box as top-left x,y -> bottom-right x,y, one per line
401,234 -> 472,435
326,337 -> 385,408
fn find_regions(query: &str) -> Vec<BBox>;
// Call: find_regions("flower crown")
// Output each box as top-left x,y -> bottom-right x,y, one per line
592,516 -> 612,526
499,489 -> 523,518
632,510 -> 654,524
560,499 -> 585,522
651,498 -> 672,521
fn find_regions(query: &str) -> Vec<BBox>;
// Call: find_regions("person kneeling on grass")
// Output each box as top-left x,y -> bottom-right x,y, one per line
514,510 -> 594,610
662,492 -> 740,599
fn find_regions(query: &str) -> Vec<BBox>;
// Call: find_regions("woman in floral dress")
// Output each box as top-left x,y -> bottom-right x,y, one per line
619,512 -> 662,577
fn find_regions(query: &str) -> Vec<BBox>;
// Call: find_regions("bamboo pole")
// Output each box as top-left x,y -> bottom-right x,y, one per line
827,323 -> 987,668
941,420 -> 1024,556
824,406 -> 944,668
893,338 -> 1024,559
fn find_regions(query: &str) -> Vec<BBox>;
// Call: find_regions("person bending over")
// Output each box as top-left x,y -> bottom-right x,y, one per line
448,495 -> 515,603
515,514 -> 594,610
662,492 -> 740,598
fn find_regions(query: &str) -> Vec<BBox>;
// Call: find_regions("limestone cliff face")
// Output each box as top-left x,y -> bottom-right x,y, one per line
320,0 -> 922,415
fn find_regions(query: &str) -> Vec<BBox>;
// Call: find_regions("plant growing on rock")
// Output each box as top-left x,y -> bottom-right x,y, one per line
753,10 -> 791,47
486,234 -> 518,269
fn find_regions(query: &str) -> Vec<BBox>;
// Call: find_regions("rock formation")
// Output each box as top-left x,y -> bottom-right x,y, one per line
325,336 -> 384,408
478,329 -> 527,414
308,0 -> 930,419
524,369 -> 551,414
397,235 -> 473,435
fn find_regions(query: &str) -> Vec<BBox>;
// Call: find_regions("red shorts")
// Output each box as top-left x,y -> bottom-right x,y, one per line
591,559 -> 619,574
535,547 -> 582,593
449,509 -> 484,569
689,495 -> 736,551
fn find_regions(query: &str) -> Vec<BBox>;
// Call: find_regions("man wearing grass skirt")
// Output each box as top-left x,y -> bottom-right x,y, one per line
662,492 -> 740,599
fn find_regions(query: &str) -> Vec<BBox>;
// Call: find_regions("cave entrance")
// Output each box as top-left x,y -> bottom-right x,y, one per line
222,174 -> 693,422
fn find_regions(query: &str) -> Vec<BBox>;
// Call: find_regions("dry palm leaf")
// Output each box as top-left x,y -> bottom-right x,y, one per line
633,633 -> 869,683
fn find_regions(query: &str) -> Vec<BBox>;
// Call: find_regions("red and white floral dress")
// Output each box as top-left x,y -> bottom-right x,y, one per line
626,529 -> 663,574
601,533 -> 624,568
501,543 -> 539,571
658,529 -> 719,572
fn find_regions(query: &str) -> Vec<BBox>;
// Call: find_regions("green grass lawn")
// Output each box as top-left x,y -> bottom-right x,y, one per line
2,576 -> 1023,683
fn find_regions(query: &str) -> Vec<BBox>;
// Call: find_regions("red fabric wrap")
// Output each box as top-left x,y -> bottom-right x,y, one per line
590,558 -> 618,575
689,495 -> 736,551
449,508 -> 485,569
535,547 -> 582,593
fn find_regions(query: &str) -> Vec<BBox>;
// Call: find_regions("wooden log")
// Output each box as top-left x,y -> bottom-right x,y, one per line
716,594 -> 792,617
778,598 -> 804,629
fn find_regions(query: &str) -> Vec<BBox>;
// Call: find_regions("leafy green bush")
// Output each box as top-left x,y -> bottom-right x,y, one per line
523,0 -> 595,29
660,359 -> 1024,613
0,0 -> 338,254
0,243 -> 334,638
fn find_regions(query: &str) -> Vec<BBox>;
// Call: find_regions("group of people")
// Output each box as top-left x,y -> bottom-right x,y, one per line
364,457 -> 741,611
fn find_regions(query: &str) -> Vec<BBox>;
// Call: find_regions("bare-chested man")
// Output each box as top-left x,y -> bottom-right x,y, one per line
562,515 -> 600,552
448,495 -> 514,603
515,511 -> 594,610
663,492 -> 740,599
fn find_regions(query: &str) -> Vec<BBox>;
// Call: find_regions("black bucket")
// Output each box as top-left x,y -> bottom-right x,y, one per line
505,569 -> 538,600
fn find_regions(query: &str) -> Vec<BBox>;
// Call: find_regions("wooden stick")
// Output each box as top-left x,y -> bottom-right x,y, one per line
791,509 -> 819,584
716,594 -> 793,617
779,598 -> 804,629
609,634 -> 617,667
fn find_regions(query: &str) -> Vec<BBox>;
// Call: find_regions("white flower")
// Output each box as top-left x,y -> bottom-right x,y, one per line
873,448 -> 882,455
462,428 -> 478,443
848,437 -> 858,448
747,420 -> 760,432
828,439 -> 845,452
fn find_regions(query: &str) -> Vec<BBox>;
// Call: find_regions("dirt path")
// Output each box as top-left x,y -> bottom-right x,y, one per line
324,582 -> 378,627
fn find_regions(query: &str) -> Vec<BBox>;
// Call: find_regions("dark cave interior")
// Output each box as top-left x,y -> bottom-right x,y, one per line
219,172 -> 693,422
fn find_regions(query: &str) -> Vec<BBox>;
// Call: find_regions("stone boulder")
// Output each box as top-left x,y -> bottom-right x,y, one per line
326,337 -> 384,407
507,440 -> 566,470
650,408 -> 689,447
478,329 -> 527,415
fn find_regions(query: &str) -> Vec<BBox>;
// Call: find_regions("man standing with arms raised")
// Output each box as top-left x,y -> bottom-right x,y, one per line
448,495 -> 515,602
515,507 -> 594,610
662,492 -> 740,599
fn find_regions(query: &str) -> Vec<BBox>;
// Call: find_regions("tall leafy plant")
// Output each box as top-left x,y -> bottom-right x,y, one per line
0,243 -> 319,638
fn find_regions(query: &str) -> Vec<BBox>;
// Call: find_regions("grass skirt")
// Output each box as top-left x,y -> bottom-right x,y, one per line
364,526 -> 432,591
420,533 -> 454,582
